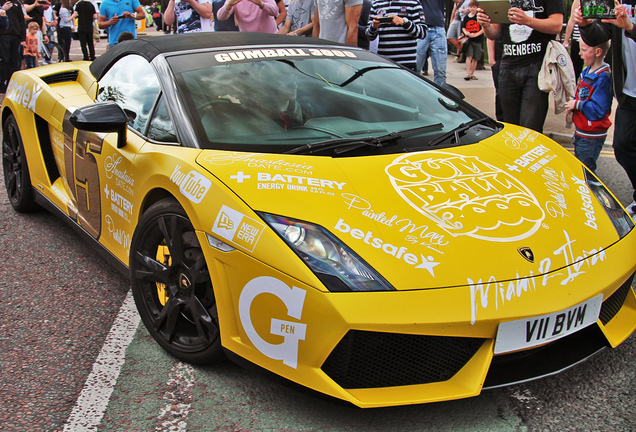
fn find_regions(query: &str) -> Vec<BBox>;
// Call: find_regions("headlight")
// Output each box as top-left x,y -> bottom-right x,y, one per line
259,213 -> 395,292
585,168 -> 634,238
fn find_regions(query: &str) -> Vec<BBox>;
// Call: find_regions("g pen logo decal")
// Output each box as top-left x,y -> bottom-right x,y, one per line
239,276 -> 307,369
518,247 -> 534,263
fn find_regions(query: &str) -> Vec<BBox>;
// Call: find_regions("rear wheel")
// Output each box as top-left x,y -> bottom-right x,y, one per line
2,114 -> 37,212
130,198 -> 223,364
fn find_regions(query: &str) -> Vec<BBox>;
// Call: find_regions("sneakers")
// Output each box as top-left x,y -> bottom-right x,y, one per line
626,201 -> 636,217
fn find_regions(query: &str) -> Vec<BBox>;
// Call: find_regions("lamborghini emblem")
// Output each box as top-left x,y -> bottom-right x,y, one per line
518,247 -> 534,263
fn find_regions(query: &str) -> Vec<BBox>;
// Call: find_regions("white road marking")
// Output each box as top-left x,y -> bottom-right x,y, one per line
156,362 -> 196,431
63,291 -> 140,431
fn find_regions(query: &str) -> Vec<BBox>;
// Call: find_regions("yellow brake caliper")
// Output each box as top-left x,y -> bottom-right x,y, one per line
156,244 -> 172,306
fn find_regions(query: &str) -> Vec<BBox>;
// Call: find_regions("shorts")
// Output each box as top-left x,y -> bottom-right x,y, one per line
465,40 -> 482,61
93,21 -> 100,44
447,19 -> 462,39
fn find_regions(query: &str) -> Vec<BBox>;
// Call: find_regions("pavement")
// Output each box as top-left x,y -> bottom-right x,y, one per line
438,54 -> 620,146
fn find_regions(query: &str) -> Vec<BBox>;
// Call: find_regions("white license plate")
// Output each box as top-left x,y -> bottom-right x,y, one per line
494,294 -> 603,354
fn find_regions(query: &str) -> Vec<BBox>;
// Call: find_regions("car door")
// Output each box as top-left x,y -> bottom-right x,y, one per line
62,54 -> 162,265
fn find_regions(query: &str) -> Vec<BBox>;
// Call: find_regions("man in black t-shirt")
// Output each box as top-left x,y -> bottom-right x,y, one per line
478,0 -> 564,133
0,0 -> 27,92
75,0 -> 96,60
24,0 -> 44,27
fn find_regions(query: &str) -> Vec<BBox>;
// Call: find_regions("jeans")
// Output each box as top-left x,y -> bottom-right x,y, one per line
614,95 -> 636,202
574,135 -> 605,173
0,34 -> 22,92
59,26 -> 72,62
416,26 -> 447,86
498,61 -> 549,133
25,55 -> 36,69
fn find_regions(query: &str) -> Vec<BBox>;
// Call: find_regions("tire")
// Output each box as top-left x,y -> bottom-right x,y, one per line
130,198 -> 224,364
2,114 -> 37,213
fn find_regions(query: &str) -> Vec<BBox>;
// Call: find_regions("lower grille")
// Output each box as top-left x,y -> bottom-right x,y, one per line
484,323 -> 608,389
600,272 -> 635,325
321,330 -> 485,389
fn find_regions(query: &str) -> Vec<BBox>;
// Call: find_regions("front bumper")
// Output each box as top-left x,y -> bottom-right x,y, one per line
204,228 -> 636,408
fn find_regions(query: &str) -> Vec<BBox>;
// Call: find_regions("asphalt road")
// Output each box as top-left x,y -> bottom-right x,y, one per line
1,45 -> 635,430
1,136 -> 635,432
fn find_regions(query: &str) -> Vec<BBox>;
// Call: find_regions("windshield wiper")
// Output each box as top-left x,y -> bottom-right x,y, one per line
426,117 -> 496,147
339,65 -> 397,87
286,123 -> 443,155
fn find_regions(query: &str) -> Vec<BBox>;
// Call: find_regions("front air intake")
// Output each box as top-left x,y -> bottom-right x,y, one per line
322,330 -> 485,389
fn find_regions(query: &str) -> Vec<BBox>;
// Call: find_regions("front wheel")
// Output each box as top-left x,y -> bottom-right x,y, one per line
2,114 -> 37,212
130,198 -> 223,364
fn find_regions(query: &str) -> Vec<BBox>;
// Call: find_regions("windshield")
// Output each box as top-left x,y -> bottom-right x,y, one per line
168,47 -> 492,154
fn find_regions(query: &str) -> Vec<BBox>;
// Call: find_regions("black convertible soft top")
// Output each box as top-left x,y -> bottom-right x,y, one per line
89,32 -> 357,81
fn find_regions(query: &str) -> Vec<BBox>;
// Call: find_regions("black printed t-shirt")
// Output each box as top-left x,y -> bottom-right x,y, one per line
75,0 -> 96,33
500,0 -> 564,68
24,0 -> 44,28
462,13 -> 483,44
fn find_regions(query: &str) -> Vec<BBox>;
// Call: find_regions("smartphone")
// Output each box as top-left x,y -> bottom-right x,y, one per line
581,0 -> 616,19
376,16 -> 394,23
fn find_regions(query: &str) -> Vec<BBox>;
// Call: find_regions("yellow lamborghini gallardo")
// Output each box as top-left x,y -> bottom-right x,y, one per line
2,33 -> 635,407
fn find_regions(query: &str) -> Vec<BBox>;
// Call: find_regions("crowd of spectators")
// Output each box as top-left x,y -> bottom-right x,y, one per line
0,0 -> 634,215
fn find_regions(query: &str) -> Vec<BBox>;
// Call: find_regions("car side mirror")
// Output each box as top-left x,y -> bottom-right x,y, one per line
441,83 -> 465,100
70,101 -> 129,148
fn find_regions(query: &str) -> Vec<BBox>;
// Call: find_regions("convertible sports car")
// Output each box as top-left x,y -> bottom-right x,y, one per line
3,33 -> 636,408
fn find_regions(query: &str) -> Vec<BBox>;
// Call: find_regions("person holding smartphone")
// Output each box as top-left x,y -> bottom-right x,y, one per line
99,0 -> 145,49
364,0 -> 426,71
477,0 -> 564,133
575,0 -> 636,216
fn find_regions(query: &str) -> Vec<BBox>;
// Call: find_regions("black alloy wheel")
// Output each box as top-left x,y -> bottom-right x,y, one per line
2,114 -> 37,212
130,198 -> 223,364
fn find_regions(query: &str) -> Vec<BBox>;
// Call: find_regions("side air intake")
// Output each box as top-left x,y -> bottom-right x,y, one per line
41,71 -> 79,85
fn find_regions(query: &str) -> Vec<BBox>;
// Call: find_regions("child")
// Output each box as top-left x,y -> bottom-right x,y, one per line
461,0 -> 483,80
117,31 -> 135,43
565,39 -> 612,173
25,21 -> 40,69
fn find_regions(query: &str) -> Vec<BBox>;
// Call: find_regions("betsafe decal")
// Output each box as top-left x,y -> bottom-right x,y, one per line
238,276 -> 307,369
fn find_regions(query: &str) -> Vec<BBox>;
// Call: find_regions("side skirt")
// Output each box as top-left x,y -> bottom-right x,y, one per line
33,188 -> 130,278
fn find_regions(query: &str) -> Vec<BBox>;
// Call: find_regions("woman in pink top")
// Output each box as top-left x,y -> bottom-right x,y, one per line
217,0 -> 278,33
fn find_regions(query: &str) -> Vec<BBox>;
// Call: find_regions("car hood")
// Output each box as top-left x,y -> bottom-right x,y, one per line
197,125 -> 618,290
